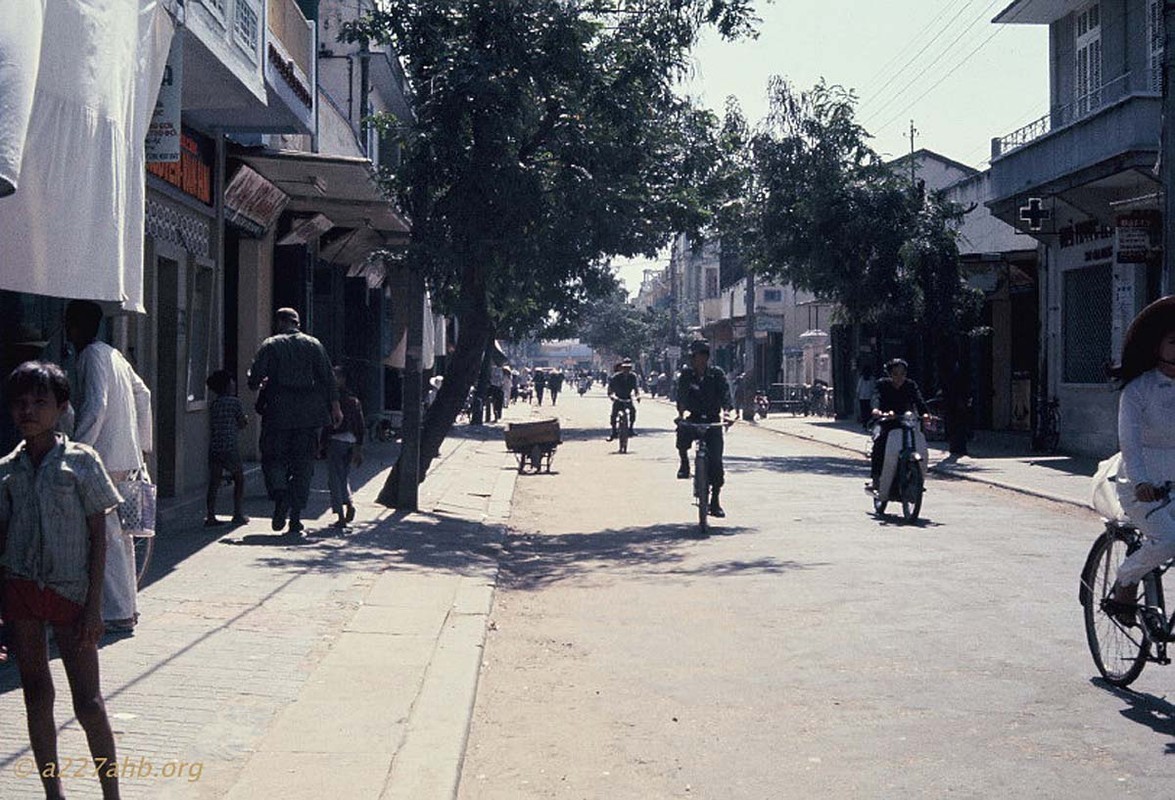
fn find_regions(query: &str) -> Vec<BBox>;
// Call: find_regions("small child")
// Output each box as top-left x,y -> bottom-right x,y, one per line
205,369 -> 248,527
1,361 -> 123,799
323,367 -> 365,528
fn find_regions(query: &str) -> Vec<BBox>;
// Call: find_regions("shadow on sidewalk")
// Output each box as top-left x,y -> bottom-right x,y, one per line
230,509 -> 501,578
499,525 -> 827,591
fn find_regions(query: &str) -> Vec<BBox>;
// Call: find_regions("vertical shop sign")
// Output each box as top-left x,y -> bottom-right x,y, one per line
146,35 -> 183,163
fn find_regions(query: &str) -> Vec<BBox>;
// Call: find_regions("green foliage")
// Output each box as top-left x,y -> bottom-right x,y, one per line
578,285 -> 678,363
343,0 -> 758,339
746,79 -> 915,322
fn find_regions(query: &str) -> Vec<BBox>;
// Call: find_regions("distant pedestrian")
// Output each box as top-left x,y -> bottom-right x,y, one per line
1,361 -> 123,800
248,308 -> 342,536
534,368 -> 548,406
322,367 -> 364,529
548,368 -> 565,405
65,299 -> 152,633
488,363 -> 506,422
205,369 -> 248,527
856,366 -> 876,429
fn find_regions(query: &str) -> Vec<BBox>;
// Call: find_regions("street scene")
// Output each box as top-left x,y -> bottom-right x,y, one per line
5,0 -> 1175,798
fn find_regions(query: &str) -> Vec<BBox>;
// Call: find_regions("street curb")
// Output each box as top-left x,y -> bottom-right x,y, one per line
748,419 -> 1092,512
384,428 -> 520,800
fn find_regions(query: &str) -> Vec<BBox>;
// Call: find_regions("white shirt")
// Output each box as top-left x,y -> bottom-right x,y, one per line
1118,368 -> 1175,486
857,376 -> 876,401
72,340 -> 154,472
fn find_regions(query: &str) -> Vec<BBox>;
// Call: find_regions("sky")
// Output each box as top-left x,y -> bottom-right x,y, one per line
613,0 -> 1051,295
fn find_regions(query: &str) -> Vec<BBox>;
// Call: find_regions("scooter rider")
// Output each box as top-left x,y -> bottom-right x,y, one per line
676,340 -> 734,517
869,358 -> 929,490
606,358 -> 640,441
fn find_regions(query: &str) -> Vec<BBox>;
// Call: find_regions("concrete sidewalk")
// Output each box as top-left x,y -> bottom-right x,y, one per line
0,403 -> 537,800
751,413 -> 1099,509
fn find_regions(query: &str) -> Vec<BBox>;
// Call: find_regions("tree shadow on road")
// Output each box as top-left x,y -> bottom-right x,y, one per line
499,524 -> 828,591
723,454 -> 869,478
1092,679 -> 1175,752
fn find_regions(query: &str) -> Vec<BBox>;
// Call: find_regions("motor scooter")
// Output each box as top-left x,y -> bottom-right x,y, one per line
868,411 -> 929,521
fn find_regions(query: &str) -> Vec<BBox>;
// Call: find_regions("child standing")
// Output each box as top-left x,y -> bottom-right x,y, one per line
205,370 -> 249,527
324,367 -> 365,528
1,361 -> 123,800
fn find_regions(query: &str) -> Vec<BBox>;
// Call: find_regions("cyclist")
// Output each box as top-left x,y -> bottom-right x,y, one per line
676,340 -> 734,517
869,358 -> 929,491
1108,297 -> 1175,622
606,358 -> 640,441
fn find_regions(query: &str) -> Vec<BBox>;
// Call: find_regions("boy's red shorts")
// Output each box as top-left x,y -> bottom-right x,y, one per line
2,579 -> 84,626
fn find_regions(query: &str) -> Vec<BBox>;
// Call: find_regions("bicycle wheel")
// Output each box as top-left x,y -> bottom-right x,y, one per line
1081,529 -> 1149,687
618,413 -> 629,454
899,459 -> 923,521
133,533 -> 155,589
694,446 -> 708,533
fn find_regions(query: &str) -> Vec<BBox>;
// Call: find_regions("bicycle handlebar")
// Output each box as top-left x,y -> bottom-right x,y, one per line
675,418 -> 734,432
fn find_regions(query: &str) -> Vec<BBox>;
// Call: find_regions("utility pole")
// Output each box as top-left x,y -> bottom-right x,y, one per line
1163,2 -> 1175,293
742,266 -> 756,421
908,119 -> 919,191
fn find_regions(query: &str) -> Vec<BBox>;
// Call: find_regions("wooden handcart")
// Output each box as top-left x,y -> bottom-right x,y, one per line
504,418 -> 562,474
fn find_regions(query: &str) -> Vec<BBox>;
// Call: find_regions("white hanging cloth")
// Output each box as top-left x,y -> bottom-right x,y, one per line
0,0 -> 175,312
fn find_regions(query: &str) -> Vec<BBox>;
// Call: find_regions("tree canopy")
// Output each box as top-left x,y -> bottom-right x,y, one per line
341,0 -> 759,496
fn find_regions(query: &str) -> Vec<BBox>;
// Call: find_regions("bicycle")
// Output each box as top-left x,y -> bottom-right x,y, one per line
1081,495 -> 1175,687
676,419 -> 732,535
614,399 -> 635,453
1034,396 -> 1060,454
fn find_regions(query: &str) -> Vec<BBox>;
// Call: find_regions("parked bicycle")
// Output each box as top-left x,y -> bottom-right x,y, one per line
1081,496 -> 1175,687
1034,396 -> 1060,454
676,418 -> 733,535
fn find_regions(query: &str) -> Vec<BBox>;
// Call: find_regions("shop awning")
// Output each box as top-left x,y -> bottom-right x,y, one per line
236,148 -> 410,237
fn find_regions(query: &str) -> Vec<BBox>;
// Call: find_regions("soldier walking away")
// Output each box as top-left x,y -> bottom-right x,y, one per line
248,309 -> 342,536
65,300 -> 153,633
548,368 -> 565,406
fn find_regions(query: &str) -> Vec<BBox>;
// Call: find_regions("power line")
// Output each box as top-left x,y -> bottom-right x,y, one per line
863,0 -> 1004,124
871,0 -> 1036,135
857,0 -> 974,98
859,0 -> 979,113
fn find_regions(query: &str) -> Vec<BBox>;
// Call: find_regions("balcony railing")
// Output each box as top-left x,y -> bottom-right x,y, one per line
268,0 -> 313,79
992,68 -> 1160,159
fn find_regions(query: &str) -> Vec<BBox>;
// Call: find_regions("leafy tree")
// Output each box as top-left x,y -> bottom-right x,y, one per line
747,79 -> 914,323
578,284 -> 679,366
342,1 -> 758,503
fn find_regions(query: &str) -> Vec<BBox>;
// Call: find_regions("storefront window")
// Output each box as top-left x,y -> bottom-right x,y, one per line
1062,263 -> 1112,384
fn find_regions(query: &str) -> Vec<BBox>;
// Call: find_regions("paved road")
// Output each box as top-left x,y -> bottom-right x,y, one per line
460,389 -> 1171,799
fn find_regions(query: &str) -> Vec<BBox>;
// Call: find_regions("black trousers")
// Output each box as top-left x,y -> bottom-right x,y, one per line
676,424 -> 725,490
260,425 -> 319,514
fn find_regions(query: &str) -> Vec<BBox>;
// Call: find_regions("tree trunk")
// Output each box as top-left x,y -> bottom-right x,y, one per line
377,270 -> 493,506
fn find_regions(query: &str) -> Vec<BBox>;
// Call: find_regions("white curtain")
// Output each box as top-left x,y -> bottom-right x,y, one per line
0,0 -> 174,311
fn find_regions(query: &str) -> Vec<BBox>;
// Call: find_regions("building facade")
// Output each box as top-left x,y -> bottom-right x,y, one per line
987,0 -> 1163,457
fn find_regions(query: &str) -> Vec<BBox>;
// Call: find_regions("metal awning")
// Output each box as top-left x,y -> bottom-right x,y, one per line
235,148 -> 410,235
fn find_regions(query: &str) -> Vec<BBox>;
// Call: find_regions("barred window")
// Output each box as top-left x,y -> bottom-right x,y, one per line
234,0 -> 259,57
1062,263 -> 1112,383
